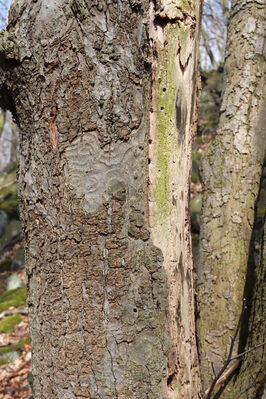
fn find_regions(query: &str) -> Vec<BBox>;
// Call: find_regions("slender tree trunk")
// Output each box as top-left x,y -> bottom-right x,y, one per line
150,1 -> 202,397
197,0 -> 265,393
225,200 -> 266,398
0,0 -> 202,398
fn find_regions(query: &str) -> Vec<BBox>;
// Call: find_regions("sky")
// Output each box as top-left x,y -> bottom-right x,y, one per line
0,0 -> 11,29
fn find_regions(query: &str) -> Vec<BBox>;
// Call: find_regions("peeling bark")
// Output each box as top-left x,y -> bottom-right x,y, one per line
149,0 -> 202,398
197,0 -> 266,392
0,0 -> 202,397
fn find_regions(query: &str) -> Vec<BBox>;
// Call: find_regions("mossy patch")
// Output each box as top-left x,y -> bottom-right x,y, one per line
0,313 -> 22,333
0,166 -> 18,217
0,336 -> 30,355
0,258 -> 12,272
153,24 -> 179,221
1,161 -> 17,175
0,287 -> 27,312
0,337 -> 30,366
0,281 -> 5,296
0,197 -> 19,218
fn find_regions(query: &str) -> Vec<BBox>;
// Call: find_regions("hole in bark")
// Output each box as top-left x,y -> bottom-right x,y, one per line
163,88 -> 166,92
160,107 -> 164,111
148,158 -> 151,164
167,373 -> 175,386
149,139 -> 152,144
133,308 -> 137,313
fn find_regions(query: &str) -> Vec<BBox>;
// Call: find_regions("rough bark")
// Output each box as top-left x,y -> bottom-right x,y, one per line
197,0 -> 266,392
0,0 -> 202,398
224,208 -> 266,398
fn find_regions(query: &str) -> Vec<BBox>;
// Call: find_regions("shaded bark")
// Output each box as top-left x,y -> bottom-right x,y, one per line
223,179 -> 266,398
0,0 -> 202,398
197,0 -> 266,393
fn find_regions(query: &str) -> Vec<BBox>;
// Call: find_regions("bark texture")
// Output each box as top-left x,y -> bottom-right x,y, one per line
197,0 -> 266,392
0,0 -> 202,398
225,213 -> 266,398
149,1 -> 202,397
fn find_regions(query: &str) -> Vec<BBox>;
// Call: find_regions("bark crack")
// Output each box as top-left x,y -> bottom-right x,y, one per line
103,234 -> 118,398
106,345 -> 118,399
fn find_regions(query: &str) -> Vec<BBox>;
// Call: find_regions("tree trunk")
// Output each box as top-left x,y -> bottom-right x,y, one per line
197,0 -> 266,393
225,193 -> 265,398
0,1 -> 202,398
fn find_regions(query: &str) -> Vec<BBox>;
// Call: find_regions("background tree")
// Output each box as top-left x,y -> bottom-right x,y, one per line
0,0 -> 202,397
200,0 -> 229,70
0,0 -> 17,170
197,0 -> 265,395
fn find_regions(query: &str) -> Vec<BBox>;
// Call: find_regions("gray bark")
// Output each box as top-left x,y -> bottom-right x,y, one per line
225,210 -> 266,398
0,0 -> 202,398
197,0 -> 266,393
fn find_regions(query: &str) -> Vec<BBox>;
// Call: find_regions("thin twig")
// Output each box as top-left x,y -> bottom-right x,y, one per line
0,307 -> 28,320
5,360 -> 31,381
0,385 -> 29,394
214,359 -> 241,387
0,179 -> 16,193
230,341 -> 266,362
205,303 -> 266,398
0,232 -> 22,255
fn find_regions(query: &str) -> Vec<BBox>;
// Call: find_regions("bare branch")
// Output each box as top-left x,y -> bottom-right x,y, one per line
214,359 -> 241,388
205,299 -> 246,399
230,341 -> 266,363
0,308 -> 28,320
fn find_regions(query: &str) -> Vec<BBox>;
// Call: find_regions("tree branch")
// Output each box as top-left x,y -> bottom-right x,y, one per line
205,299 -> 266,398
205,299 -> 245,399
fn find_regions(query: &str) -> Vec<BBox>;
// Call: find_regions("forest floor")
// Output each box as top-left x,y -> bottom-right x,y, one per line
0,231 -> 31,398
0,269 -> 32,399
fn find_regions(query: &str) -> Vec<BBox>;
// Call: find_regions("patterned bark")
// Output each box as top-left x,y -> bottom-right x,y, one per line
0,0 -> 202,397
197,0 -> 266,392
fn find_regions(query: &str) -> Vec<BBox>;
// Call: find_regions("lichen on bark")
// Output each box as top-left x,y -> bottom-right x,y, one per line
149,0 -> 202,397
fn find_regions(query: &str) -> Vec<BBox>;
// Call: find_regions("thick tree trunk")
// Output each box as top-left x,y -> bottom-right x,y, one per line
197,0 -> 266,393
1,0 -> 202,398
